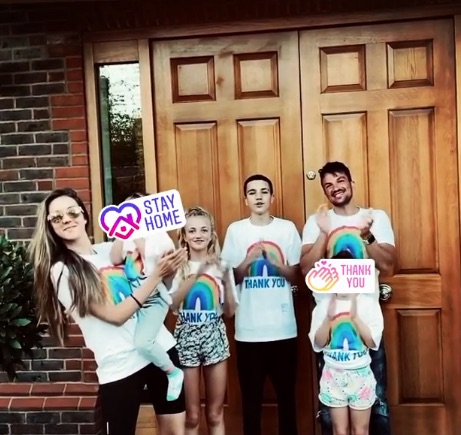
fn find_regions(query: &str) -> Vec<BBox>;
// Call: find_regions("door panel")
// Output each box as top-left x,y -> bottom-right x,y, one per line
152,31 -> 313,435
300,19 -> 461,435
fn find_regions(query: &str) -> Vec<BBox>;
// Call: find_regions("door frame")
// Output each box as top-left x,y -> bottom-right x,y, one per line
83,9 -> 461,435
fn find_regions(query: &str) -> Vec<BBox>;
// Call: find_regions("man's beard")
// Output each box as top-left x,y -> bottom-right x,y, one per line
330,191 -> 352,206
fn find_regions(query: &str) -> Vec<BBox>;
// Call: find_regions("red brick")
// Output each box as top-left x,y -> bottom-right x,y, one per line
65,384 -> 99,396
72,155 -> 88,165
51,94 -> 84,107
79,396 -> 98,409
68,323 -> 82,335
10,397 -> 44,410
31,384 -> 65,396
83,372 -> 98,383
55,166 -> 89,178
52,106 -> 85,119
66,69 -> 83,82
38,180 -> 53,190
66,57 -> 83,69
48,44 -> 81,58
0,398 -> 11,410
82,348 -> 94,359
68,81 -> 84,93
70,130 -> 87,142
52,118 -> 86,130
65,335 -> 85,347
48,71 -> 65,82
65,359 -> 82,370
71,142 -> 88,155
0,170 -> 18,181
44,396 -> 80,410
0,384 -> 31,396
82,359 -> 97,372
56,178 -> 88,190
76,189 -> 91,202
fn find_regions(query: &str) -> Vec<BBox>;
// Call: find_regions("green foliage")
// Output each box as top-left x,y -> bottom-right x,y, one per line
0,235 -> 47,380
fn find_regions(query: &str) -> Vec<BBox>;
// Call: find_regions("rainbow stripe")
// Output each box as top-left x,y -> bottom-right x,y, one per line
329,312 -> 363,351
182,273 -> 221,311
99,265 -> 132,305
246,240 -> 285,277
327,226 -> 367,259
124,252 -> 144,281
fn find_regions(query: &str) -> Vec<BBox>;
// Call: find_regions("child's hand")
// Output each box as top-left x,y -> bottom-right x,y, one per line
327,295 -> 336,320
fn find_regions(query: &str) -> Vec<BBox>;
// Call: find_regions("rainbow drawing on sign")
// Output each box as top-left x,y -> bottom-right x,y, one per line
327,226 -> 367,259
329,312 -> 364,351
247,240 -> 285,277
182,273 -> 221,311
99,265 -> 132,305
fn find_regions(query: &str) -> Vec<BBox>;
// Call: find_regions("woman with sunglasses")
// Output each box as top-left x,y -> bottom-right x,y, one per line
28,188 -> 188,435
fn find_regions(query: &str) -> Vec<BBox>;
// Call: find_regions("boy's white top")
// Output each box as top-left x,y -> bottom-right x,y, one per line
221,217 -> 302,342
302,207 -> 395,304
308,294 -> 383,370
169,260 -> 239,325
53,242 -> 176,385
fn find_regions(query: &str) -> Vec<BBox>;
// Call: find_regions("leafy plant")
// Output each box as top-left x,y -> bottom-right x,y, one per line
0,235 -> 47,380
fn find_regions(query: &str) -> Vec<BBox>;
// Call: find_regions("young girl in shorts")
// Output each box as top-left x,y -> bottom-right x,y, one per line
308,250 -> 384,435
110,192 -> 184,402
169,206 -> 238,435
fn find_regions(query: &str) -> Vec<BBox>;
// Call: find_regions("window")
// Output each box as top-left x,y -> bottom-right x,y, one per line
97,63 -> 145,206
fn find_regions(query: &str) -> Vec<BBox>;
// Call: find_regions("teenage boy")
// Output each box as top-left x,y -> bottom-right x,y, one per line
221,174 -> 302,435
300,161 -> 396,435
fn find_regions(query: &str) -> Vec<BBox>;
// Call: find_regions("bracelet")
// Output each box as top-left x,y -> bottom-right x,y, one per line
130,294 -> 143,309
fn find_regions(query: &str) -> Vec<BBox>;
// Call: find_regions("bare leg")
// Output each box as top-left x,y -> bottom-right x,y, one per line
157,412 -> 186,435
203,360 -> 227,435
350,407 -> 372,435
184,367 -> 202,435
329,407 -> 350,435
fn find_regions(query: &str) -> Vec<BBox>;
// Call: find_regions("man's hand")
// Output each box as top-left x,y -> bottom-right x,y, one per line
358,209 -> 374,237
316,204 -> 331,234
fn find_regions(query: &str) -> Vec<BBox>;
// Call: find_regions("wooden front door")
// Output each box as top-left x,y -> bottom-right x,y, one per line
151,32 -> 313,434
300,18 -> 461,435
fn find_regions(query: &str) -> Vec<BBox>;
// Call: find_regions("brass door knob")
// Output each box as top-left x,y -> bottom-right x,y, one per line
379,283 -> 392,301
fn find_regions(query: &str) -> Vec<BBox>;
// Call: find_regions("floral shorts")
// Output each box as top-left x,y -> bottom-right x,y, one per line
319,365 -> 377,410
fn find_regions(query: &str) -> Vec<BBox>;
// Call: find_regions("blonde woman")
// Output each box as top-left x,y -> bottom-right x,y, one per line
28,188 -> 187,435
169,207 -> 238,435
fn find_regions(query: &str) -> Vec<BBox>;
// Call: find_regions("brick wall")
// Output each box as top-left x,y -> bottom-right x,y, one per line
0,6 -> 101,435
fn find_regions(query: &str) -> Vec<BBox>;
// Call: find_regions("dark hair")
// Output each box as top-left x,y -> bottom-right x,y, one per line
319,161 -> 352,184
243,174 -> 274,196
28,188 -> 104,345
331,250 -> 354,260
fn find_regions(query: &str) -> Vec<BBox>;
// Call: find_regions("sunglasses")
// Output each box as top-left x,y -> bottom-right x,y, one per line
47,206 -> 84,224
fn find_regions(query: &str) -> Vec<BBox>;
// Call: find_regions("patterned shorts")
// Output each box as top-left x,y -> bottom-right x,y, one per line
319,365 -> 377,410
174,316 -> 230,368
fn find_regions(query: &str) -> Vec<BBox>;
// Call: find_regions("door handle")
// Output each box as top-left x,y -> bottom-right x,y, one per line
379,283 -> 392,301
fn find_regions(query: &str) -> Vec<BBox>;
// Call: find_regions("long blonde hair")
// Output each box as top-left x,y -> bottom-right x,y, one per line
177,206 -> 220,280
28,188 -> 105,345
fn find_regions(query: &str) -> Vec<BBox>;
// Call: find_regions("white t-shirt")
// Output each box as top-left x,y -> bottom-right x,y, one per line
302,208 -> 395,303
221,217 -> 302,342
53,242 -> 176,385
308,294 -> 383,370
170,260 -> 239,325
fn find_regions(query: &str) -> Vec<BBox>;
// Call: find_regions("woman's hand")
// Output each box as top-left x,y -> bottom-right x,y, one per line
155,248 -> 187,277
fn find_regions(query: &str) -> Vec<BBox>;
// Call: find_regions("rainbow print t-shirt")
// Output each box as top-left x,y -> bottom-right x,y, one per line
171,261 -> 236,325
327,225 -> 368,260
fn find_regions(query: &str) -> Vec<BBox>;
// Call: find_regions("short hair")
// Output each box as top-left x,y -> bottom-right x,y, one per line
319,161 -> 352,184
243,174 -> 273,196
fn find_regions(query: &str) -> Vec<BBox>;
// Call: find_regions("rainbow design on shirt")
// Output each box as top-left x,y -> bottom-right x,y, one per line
99,265 -> 132,305
124,251 -> 144,281
182,273 -> 221,311
327,226 -> 367,259
247,240 -> 285,277
329,312 -> 364,351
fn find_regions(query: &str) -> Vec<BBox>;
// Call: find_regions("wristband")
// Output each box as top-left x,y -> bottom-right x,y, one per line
130,294 -> 143,309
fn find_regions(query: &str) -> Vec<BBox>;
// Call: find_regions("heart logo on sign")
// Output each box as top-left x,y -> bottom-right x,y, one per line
99,202 -> 142,240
